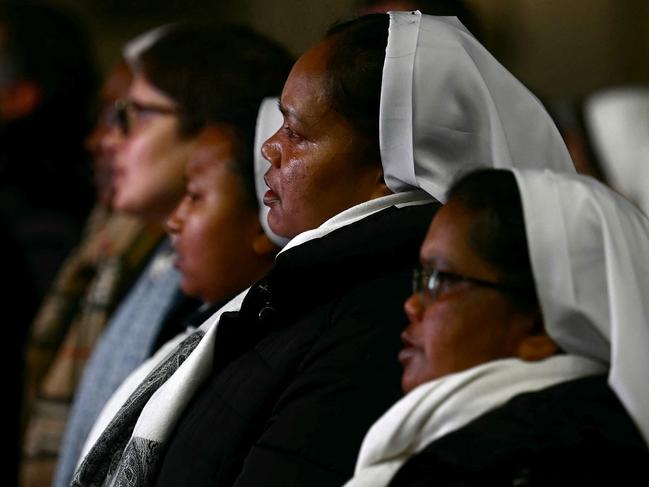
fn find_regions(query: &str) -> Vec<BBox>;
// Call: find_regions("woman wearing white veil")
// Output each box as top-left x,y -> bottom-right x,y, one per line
72,11 -> 575,487
346,167 -> 649,486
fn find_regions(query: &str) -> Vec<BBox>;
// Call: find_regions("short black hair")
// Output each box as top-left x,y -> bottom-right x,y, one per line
325,14 -> 389,162
136,22 -> 293,139
446,168 -> 539,311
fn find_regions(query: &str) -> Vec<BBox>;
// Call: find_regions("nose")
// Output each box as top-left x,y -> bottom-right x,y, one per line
166,196 -> 188,236
261,130 -> 281,167
100,123 -> 126,154
404,292 -> 425,325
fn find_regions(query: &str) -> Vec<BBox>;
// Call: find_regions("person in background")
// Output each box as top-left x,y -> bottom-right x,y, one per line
0,3 -> 97,484
346,168 -> 649,486
582,86 -> 649,216
0,0 -> 98,303
74,98 -> 287,464
53,22 -> 293,487
72,11 -> 574,487
19,59 -> 167,487
166,127 -> 279,311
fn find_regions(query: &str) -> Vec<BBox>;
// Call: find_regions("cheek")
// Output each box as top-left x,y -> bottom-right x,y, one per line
422,300 -> 519,374
279,157 -> 314,204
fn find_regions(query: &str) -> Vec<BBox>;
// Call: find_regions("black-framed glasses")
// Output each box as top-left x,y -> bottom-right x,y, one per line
412,266 -> 511,304
114,98 -> 181,135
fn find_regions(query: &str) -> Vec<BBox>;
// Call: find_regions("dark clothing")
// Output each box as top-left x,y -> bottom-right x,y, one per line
389,375 -> 649,487
0,112 -> 94,304
154,202 -> 438,487
151,289 -> 203,353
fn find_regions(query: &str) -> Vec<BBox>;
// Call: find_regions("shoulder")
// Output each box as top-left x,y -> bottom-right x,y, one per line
390,375 -> 649,486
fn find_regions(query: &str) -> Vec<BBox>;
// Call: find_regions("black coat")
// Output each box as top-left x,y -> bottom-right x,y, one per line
389,375 -> 649,487
154,202 -> 438,487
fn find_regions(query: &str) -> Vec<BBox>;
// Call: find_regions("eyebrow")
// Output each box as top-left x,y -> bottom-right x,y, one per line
420,255 -> 454,271
277,100 -> 305,125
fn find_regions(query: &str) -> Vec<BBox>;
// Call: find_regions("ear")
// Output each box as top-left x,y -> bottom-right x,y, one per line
1,80 -> 41,120
516,333 -> 559,361
369,166 -> 393,199
512,310 -> 558,362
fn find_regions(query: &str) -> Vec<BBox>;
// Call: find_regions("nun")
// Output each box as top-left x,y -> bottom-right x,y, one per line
346,168 -> 649,486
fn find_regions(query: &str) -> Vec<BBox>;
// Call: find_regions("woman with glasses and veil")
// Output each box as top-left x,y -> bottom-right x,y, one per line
346,167 -> 649,486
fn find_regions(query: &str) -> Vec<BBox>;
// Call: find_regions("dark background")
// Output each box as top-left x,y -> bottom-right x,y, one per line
50,0 -> 649,101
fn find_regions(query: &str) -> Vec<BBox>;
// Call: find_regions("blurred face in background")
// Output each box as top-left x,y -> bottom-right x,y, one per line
112,74 -> 195,223
85,61 -> 132,207
167,125 -> 276,304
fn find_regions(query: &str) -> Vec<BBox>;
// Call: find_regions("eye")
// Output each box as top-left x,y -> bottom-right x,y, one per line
185,190 -> 201,204
282,125 -> 304,142
427,270 -> 463,299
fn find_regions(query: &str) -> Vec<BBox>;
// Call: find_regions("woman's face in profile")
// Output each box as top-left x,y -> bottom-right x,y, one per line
167,126 -> 263,304
261,37 -> 387,239
400,200 -> 540,393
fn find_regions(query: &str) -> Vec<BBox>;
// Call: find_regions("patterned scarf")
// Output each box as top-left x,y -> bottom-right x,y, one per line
71,330 -> 204,487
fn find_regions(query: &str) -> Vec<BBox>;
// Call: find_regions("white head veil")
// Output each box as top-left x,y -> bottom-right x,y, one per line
122,23 -> 175,71
381,11 -> 575,202
254,97 -> 290,247
583,87 -> 649,216
514,168 -> 649,445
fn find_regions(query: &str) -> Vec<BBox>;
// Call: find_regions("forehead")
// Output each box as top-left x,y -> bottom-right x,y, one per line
420,200 -> 495,274
187,125 -> 237,176
280,38 -> 335,120
101,63 -> 132,104
128,74 -> 176,105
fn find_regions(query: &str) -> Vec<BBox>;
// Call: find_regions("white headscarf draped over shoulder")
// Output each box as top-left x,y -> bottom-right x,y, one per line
381,11 -> 575,202
122,23 -> 175,71
514,168 -> 649,445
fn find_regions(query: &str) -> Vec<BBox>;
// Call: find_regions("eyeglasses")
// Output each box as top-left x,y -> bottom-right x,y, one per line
412,266 -> 510,304
114,98 -> 181,135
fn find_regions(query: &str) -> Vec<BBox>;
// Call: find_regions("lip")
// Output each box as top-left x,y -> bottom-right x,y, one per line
113,165 -> 126,182
171,242 -> 184,271
398,330 -> 419,365
398,345 -> 419,365
263,174 -> 279,206
263,189 -> 279,207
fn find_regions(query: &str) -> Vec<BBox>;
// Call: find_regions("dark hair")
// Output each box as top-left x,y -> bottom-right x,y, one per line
543,96 -> 607,183
324,14 -> 389,161
446,168 -> 539,311
136,22 -> 293,138
220,122 -> 258,211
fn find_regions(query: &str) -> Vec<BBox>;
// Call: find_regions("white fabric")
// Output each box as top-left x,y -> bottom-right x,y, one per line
281,190 -> 432,253
122,24 -> 175,70
254,97 -> 291,247
78,325 -> 194,465
380,11 -> 575,202
78,290 -> 247,464
583,87 -> 649,216
345,356 -> 605,487
514,168 -> 649,445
